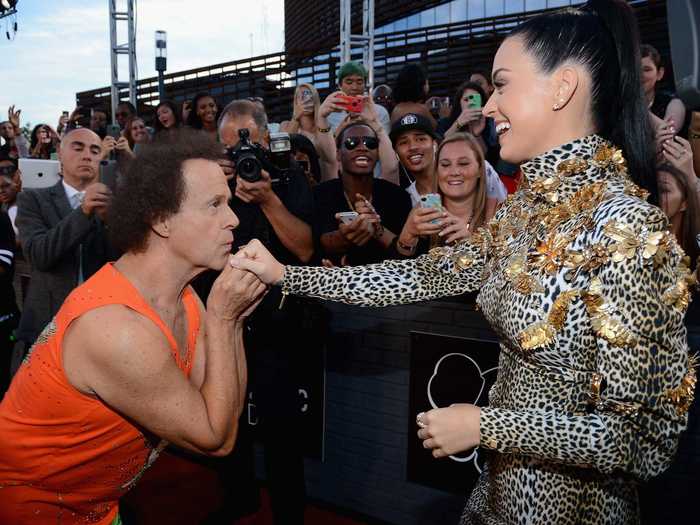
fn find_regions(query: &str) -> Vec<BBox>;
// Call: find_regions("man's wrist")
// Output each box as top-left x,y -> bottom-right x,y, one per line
259,191 -> 281,212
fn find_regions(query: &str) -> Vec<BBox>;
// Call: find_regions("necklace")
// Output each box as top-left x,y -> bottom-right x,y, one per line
343,190 -> 372,212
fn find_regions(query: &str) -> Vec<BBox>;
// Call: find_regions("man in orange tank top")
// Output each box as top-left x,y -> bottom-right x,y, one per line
0,130 -> 267,525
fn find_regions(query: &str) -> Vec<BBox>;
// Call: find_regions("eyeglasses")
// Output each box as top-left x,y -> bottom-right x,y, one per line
342,136 -> 379,150
247,97 -> 264,104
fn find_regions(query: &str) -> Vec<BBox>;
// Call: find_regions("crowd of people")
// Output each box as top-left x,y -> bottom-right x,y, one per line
0,0 -> 698,524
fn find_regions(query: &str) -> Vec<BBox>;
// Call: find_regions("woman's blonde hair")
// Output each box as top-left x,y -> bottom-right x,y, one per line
294,83 -> 321,118
435,132 -> 488,230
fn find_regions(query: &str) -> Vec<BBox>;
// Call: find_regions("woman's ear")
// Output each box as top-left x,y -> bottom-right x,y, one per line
551,66 -> 580,111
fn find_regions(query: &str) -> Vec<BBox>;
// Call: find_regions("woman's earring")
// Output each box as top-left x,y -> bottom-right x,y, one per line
553,99 -> 564,111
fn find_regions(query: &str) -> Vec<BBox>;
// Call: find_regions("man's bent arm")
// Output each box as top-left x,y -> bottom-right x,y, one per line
65,305 -> 246,457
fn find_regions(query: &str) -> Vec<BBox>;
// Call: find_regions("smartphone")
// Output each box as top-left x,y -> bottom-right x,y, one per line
337,211 -> 359,224
105,124 -> 121,139
419,193 -> 443,224
467,93 -> 482,109
442,97 -> 451,107
300,88 -> 313,103
430,98 -> 440,110
338,95 -> 364,114
62,111 -> 69,119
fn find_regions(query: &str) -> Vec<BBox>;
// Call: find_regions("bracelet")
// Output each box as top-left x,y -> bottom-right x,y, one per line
397,237 -> 418,253
318,126 -> 331,133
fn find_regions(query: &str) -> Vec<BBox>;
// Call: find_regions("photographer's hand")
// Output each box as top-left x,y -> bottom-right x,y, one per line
235,170 -> 274,205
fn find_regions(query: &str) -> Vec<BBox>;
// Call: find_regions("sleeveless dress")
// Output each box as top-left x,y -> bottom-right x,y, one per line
0,263 -> 201,525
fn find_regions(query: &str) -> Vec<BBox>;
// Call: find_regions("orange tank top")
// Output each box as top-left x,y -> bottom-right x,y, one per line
0,263 -> 201,525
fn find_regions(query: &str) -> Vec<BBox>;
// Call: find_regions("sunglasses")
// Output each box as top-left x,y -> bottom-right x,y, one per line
343,136 -> 379,150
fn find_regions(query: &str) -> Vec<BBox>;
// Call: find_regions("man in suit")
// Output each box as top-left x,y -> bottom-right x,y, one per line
13,128 -> 114,368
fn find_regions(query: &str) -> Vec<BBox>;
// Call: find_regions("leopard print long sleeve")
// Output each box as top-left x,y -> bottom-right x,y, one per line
281,235 -> 489,306
281,135 -> 695,524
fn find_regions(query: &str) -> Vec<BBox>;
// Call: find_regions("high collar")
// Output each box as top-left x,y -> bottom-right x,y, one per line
520,134 -> 631,205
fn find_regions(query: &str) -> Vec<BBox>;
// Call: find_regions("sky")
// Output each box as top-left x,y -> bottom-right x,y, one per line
0,0 -> 285,131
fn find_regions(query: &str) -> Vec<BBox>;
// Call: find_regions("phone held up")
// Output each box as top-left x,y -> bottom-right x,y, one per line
467,93 -> 482,110
419,193 -> 444,224
337,94 -> 364,114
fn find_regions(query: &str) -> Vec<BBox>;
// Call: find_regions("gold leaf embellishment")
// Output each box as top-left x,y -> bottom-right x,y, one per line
623,179 -> 650,201
528,232 -> 574,275
529,176 -> 562,203
519,321 -> 557,351
665,355 -> 698,416
582,277 -> 637,348
556,157 -> 589,176
504,254 -> 544,295
662,258 -> 697,312
518,290 -> 579,351
603,221 -> 640,263
593,144 -> 628,175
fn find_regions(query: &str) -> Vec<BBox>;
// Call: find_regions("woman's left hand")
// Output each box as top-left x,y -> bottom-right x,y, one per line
416,404 -> 481,458
438,211 -> 471,244
663,136 -> 696,179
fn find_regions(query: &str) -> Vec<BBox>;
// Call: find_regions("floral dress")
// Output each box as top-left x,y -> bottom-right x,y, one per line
280,135 -> 696,524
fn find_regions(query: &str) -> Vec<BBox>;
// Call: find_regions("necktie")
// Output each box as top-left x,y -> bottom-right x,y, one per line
71,192 -> 86,283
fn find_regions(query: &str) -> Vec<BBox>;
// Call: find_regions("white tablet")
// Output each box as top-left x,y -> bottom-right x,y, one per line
18,159 -> 61,189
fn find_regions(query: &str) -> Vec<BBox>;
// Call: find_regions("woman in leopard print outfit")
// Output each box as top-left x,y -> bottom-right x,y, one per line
233,1 -> 696,523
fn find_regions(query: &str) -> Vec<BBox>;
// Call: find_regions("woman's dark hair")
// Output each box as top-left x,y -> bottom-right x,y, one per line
108,129 -> 222,253
657,163 -> 700,269
30,124 -> 49,151
290,133 -> 321,184
154,100 -> 182,134
186,92 -> 219,129
509,0 -> 657,204
393,63 -> 429,104
641,44 -> 662,69
447,81 -> 487,127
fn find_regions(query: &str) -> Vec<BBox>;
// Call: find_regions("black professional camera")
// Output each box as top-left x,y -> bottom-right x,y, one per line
227,129 -> 293,184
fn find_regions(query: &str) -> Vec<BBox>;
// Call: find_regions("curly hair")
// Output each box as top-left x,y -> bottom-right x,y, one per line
107,129 -> 223,254
392,63 -> 428,104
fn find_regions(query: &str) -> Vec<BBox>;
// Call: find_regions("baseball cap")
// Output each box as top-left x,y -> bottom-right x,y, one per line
389,113 -> 440,145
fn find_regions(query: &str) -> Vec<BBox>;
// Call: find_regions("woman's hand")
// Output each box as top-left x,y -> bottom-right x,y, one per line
230,239 -> 286,285
663,136 -> 696,180
438,211 -> 471,244
416,404 -> 481,458
101,136 -> 117,160
359,96 -> 381,131
114,136 -> 133,155
400,206 -> 446,244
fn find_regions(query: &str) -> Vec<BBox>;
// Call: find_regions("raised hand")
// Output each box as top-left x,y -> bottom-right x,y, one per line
8,105 -> 21,130
230,239 -> 286,285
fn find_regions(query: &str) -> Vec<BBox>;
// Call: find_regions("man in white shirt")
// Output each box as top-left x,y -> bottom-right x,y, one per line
13,128 -> 114,362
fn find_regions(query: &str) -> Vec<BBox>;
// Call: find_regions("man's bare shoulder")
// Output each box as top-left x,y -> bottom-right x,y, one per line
63,304 -> 173,395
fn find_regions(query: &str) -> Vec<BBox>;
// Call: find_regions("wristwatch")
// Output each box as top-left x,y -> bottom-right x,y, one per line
318,125 -> 331,133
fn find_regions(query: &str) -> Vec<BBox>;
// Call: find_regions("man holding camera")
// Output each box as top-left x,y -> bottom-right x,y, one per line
13,128 -> 114,367
195,99 -> 313,525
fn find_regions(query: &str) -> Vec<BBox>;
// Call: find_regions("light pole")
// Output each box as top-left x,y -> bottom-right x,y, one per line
155,30 -> 167,102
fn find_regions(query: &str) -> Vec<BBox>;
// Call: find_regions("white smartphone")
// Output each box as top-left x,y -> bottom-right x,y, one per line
18,159 -> 61,189
336,211 -> 359,224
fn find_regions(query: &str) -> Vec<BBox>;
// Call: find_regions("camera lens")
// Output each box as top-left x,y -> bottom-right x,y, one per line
237,155 -> 261,182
